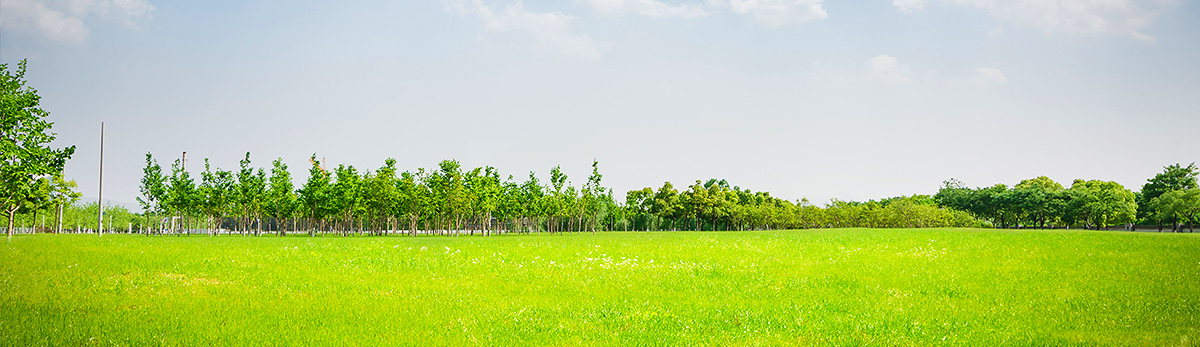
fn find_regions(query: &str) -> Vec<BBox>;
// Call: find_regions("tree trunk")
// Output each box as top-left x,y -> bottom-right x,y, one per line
6,209 -> 15,236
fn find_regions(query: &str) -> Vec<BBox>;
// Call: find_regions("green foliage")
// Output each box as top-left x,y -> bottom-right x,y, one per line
1150,189 -> 1200,232
3,230 -> 1198,345
936,176 -> 1146,230
137,153 -> 167,215
265,158 -> 297,236
1138,163 -> 1199,224
1,59 -> 76,234
298,155 -> 332,235
136,151 -> 1190,235
6,201 -> 142,233
1065,180 -> 1138,229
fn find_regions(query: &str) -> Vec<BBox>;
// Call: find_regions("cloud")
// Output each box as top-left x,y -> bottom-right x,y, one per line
893,0 -> 1178,42
581,0 -> 710,18
726,0 -> 828,26
970,67 -> 1006,84
0,0 -> 154,43
447,0 -> 605,59
893,0 -> 927,13
868,55 -> 911,83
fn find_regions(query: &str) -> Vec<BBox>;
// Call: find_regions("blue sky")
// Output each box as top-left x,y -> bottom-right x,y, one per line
2,0 -> 1198,208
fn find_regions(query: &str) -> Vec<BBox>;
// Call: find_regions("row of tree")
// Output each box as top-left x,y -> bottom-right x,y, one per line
622,179 -> 983,231
3,201 -> 142,234
138,153 -> 618,236
131,152 -> 990,236
933,163 -> 1199,231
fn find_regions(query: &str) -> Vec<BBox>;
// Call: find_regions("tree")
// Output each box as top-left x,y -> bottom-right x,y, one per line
1150,189 -> 1200,232
651,181 -> 680,230
2,59 -> 77,235
520,172 -> 546,233
329,164 -> 362,236
582,160 -> 604,233
1138,163 -> 1199,227
137,153 -> 168,234
1013,176 -> 1066,228
298,155 -> 331,236
264,158 -> 297,236
46,174 -> 81,233
164,158 -> 199,235
236,153 -> 267,236
472,166 -> 502,236
396,170 -> 427,236
199,159 -> 235,236
1066,179 -> 1137,230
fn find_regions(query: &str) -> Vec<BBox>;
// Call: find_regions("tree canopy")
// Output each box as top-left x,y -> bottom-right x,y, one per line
1,59 -> 76,235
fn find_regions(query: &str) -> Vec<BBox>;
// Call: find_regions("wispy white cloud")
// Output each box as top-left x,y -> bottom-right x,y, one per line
893,0 -> 1178,43
581,0 -> 710,18
868,55 -> 911,83
893,0 -> 926,13
0,0 -> 154,43
970,67 -> 1007,84
725,0 -> 828,26
446,0 -> 605,59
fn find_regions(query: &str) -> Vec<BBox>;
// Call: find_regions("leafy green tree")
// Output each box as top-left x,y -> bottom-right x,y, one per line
1066,179 -> 1138,229
364,159 -> 399,236
472,166 -> 503,236
520,172 -> 546,233
651,181 -> 680,230
205,160 -> 237,236
548,165 -> 567,233
331,164 -> 363,236
396,170 -> 428,236
1013,176 -> 1066,228
236,153 -> 268,236
1,59 -> 77,235
934,178 -> 973,213
266,158 -> 297,236
46,174 -> 81,233
1138,163 -> 1199,227
137,153 -> 168,234
429,160 -> 467,235
1150,189 -> 1200,232
298,155 -> 332,236
165,159 -> 199,235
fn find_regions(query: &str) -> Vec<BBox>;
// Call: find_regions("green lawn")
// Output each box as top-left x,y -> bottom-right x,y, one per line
2,229 -> 1198,346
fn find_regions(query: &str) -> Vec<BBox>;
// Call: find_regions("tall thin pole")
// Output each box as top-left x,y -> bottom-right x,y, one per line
97,122 -> 104,236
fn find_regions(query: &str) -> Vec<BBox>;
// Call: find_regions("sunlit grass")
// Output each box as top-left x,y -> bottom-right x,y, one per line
3,229 -> 1198,346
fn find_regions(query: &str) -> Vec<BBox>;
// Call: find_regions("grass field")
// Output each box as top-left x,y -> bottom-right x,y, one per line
2,228 -> 1198,346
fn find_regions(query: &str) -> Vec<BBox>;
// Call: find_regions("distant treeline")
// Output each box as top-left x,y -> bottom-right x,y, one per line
128,152 -> 987,236
3,201 -> 142,233
5,153 -> 1195,236
935,163 -> 1198,232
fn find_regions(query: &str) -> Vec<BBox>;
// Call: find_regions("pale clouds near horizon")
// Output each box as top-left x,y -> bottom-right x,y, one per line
0,0 -> 153,43
892,0 -> 1179,43
1,0 -> 1197,207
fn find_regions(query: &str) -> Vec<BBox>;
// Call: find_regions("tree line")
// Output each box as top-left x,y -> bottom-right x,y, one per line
128,152 -> 993,237
138,153 -> 618,236
933,163 -> 1198,232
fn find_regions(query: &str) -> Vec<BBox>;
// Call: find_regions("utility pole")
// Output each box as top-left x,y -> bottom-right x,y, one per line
181,151 -> 187,235
97,122 -> 104,236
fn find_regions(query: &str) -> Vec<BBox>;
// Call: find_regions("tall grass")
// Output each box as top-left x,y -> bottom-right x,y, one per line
2,229 -> 1197,346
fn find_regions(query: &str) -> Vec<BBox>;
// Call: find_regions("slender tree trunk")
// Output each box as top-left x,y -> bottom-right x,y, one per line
6,209 -> 15,236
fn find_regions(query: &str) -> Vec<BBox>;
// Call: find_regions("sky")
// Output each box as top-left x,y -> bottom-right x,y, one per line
2,0 -> 1198,209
